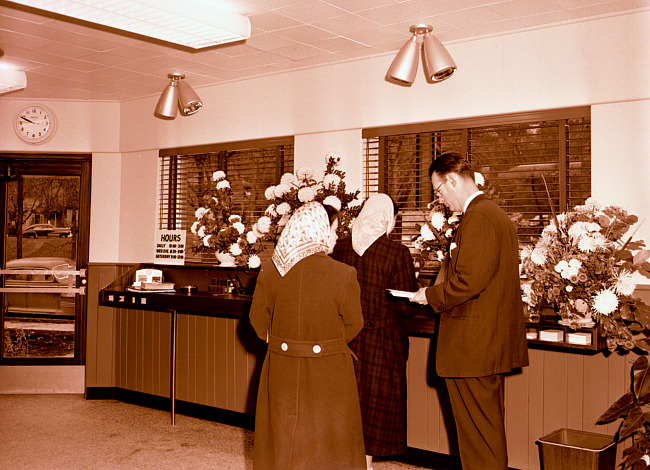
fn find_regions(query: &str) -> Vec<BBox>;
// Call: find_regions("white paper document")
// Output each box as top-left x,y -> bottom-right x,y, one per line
386,289 -> 416,299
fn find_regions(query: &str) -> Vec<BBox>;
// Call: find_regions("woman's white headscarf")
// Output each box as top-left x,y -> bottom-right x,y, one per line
351,193 -> 396,256
272,202 -> 330,276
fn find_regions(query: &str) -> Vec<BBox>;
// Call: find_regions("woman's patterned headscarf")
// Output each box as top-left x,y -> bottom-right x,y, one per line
351,193 -> 396,256
272,202 -> 330,276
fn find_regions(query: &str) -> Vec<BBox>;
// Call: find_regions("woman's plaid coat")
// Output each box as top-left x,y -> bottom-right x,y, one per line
331,234 -> 420,456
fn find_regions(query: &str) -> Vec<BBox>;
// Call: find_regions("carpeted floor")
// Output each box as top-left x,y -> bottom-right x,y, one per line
0,394 -> 433,470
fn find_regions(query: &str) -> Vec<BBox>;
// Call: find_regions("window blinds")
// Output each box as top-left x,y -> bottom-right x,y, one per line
159,138 -> 294,263
363,108 -> 590,248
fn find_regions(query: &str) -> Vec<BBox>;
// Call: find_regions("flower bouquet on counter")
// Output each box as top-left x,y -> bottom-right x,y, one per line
413,172 -> 492,263
520,197 -> 650,351
253,153 -> 361,244
191,171 -> 261,269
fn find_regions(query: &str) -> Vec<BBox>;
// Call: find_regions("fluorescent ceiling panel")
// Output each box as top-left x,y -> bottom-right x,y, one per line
7,0 -> 251,49
0,69 -> 27,95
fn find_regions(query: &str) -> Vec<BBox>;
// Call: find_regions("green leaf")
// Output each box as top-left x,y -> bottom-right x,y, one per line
633,356 -> 650,400
634,249 -> 650,265
618,407 -> 645,439
597,392 -> 635,423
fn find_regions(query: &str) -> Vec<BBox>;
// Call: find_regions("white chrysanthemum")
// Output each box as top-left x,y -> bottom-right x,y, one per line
556,213 -> 567,228
322,173 -> 341,189
448,214 -> 460,224
592,289 -> 619,315
420,225 -> 435,241
436,250 -> 445,262
430,211 -> 446,231
323,195 -> 341,211
274,183 -> 291,198
248,254 -> 261,269
212,170 -> 226,181
265,204 -> 277,217
414,237 -> 425,250
474,172 -> 485,186
265,186 -> 276,200
190,221 -> 200,234
280,172 -> 297,186
232,222 -> 245,234
298,186 -> 316,203
568,258 -> 582,269
276,202 -> 291,215
257,216 -> 272,234
195,207 -> 208,219
578,233 -> 608,252
555,260 -> 569,273
229,243 -> 242,256
583,197 -> 601,211
568,222 -> 589,241
202,234 -> 211,246
445,229 -> 454,237
520,247 -> 532,261
252,224 -> 263,238
197,226 -> 206,238
566,285 -> 574,292
614,270 -> 636,296
216,180 -> 230,190
530,247 -> 547,266
229,214 -> 241,223
296,166 -> 314,180
247,231 -> 258,244
541,224 -> 558,238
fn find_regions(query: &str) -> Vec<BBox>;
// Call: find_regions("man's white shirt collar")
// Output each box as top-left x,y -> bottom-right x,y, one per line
463,191 -> 484,213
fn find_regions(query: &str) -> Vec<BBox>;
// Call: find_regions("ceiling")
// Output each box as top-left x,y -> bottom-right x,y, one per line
0,0 -> 647,102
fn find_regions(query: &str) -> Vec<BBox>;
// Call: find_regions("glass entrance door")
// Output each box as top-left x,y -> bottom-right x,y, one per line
1,156 -> 90,364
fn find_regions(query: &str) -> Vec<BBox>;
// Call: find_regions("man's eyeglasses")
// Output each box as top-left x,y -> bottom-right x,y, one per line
433,179 -> 448,198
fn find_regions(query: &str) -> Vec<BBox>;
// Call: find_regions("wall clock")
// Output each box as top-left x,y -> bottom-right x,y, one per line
14,104 -> 57,145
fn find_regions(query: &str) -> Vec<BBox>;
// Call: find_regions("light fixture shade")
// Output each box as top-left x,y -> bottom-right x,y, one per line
154,80 -> 179,119
0,68 -> 26,95
177,80 -> 203,115
386,35 -> 420,86
422,33 -> 457,82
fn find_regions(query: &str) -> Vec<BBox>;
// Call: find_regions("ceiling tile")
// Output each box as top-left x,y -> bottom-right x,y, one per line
0,0 -> 644,101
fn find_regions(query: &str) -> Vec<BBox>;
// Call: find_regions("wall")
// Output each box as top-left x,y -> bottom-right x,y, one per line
114,11 -> 649,263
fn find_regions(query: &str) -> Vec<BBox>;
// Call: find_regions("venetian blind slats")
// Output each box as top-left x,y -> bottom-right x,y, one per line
363,111 -> 591,249
159,141 -> 293,263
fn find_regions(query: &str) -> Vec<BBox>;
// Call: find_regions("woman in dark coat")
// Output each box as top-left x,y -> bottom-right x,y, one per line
331,193 -> 419,469
249,202 -> 367,470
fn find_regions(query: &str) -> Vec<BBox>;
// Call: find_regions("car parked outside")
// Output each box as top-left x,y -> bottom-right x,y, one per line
4,257 -> 76,317
22,223 -> 71,238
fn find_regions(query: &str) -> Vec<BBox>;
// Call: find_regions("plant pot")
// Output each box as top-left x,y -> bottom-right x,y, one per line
536,428 -> 616,470
215,251 -> 236,267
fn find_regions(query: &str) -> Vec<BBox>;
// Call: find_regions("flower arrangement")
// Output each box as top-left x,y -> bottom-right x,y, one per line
413,172 -> 488,261
190,171 -> 261,268
253,153 -> 361,244
519,198 -> 650,351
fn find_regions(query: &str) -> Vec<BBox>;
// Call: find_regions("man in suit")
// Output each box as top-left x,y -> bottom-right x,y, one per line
410,152 -> 529,470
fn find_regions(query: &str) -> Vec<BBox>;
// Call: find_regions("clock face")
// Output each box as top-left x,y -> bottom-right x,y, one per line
14,104 -> 57,144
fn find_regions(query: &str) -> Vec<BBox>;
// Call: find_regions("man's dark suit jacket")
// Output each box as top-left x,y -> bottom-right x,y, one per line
425,194 -> 529,377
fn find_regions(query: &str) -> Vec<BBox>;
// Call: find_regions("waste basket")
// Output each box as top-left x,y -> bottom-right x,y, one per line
536,428 -> 616,470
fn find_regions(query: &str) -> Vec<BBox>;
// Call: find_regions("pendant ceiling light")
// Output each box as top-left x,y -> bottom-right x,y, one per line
387,25 -> 457,86
155,73 -> 203,120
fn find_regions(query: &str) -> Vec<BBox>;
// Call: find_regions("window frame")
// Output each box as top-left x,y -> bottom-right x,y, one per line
362,106 -> 591,248
158,137 -> 294,264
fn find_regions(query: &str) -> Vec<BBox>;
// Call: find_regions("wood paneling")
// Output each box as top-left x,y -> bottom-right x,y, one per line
87,264 -> 648,469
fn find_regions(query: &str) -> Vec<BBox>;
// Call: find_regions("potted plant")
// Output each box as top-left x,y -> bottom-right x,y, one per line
597,355 -> 650,468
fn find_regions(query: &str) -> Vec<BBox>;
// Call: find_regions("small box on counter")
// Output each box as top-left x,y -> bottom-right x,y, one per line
567,331 -> 592,346
526,328 -> 538,340
539,329 -> 564,342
